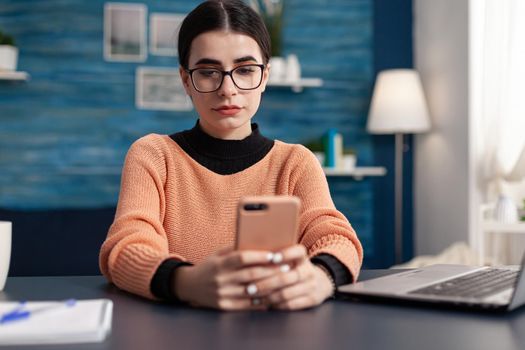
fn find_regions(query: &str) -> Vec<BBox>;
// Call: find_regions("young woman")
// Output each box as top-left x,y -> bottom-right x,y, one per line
100,0 -> 363,311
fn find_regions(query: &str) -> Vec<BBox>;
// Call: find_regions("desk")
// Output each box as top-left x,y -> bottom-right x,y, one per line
1,271 -> 525,350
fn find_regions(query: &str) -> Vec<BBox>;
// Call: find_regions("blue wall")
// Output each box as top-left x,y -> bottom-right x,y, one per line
372,0 -> 414,264
0,0 -> 413,273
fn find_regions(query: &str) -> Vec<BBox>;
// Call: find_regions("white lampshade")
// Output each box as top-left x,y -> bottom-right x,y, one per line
367,69 -> 431,134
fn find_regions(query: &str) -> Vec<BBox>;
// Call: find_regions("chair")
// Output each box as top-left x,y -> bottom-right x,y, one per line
0,207 -> 115,276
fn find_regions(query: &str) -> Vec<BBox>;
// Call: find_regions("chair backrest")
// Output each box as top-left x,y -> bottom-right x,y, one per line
0,207 -> 115,276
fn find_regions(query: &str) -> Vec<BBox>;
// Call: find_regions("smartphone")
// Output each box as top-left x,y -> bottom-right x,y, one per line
235,196 -> 301,251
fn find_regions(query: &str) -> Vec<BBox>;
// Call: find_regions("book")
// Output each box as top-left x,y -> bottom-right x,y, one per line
334,132 -> 344,169
323,128 -> 343,168
0,298 -> 113,345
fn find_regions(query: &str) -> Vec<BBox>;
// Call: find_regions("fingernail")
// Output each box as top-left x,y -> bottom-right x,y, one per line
272,252 -> 283,264
246,284 -> 258,296
266,252 -> 274,262
280,264 -> 290,273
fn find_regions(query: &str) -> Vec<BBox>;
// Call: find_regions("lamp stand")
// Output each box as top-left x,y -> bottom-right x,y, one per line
395,133 -> 404,264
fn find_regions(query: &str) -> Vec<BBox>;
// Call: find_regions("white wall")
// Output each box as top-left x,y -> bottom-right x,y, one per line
413,0 -> 470,255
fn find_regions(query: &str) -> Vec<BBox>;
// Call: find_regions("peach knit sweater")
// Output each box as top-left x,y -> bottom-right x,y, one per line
99,134 -> 363,299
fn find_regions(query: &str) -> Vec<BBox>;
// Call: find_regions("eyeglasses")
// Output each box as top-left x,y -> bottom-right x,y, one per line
185,64 -> 265,93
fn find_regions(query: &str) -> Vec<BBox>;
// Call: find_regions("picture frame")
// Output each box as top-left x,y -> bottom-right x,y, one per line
150,13 -> 185,56
135,67 -> 193,111
104,2 -> 147,62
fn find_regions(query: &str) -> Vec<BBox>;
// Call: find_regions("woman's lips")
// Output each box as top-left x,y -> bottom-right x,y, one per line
213,105 -> 242,116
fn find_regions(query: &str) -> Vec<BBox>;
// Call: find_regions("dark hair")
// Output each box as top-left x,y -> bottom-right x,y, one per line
178,0 -> 271,68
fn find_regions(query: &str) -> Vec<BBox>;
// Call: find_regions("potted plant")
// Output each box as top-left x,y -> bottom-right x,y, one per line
304,136 -> 359,171
0,29 -> 18,71
303,139 -> 325,166
250,0 -> 284,56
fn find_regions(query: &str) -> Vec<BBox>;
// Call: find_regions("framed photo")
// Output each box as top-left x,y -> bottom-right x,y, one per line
136,67 -> 193,111
104,3 -> 147,62
150,13 -> 185,56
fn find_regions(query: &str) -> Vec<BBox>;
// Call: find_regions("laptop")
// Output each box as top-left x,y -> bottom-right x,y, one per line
337,255 -> 525,312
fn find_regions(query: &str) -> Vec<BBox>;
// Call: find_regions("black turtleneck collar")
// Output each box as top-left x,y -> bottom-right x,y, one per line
170,121 -> 274,175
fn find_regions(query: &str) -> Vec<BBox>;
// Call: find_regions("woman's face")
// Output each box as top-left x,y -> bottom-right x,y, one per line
180,30 -> 269,140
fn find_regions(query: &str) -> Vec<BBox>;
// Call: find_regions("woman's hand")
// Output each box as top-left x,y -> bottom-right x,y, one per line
246,245 -> 335,310
172,248 -> 283,311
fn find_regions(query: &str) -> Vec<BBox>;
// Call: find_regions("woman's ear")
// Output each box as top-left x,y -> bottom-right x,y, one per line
260,63 -> 271,92
179,67 -> 192,95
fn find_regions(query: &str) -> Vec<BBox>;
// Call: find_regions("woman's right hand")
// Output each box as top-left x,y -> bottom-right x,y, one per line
172,248 -> 283,310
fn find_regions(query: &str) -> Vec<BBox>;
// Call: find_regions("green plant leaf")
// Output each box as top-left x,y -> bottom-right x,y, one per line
0,29 -> 16,46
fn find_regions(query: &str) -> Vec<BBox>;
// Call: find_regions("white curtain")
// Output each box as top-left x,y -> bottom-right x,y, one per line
475,0 -> 525,263
478,0 -> 525,194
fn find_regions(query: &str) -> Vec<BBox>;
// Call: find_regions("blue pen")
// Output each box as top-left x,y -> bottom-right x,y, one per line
0,299 -> 76,325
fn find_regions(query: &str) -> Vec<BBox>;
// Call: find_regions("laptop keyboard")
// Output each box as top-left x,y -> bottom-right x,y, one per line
408,268 -> 519,299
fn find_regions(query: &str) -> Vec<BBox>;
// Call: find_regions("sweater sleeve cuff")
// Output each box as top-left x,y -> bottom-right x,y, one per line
311,253 -> 353,286
151,258 -> 193,301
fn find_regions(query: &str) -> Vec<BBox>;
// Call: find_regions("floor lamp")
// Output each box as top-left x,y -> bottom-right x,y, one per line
367,69 -> 431,265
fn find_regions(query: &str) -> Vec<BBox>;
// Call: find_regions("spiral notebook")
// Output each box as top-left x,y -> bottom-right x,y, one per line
0,298 -> 113,345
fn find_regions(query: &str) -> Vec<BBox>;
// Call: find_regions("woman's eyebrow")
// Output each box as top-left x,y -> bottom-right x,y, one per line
194,58 -> 222,65
233,55 -> 258,63
193,56 -> 259,66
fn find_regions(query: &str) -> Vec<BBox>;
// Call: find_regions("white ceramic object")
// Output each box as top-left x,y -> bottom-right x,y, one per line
0,45 -> 18,71
0,221 -> 12,291
285,54 -> 301,83
268,56 -> 286,83
342,154 -> 357,171
494,195 -> 519,223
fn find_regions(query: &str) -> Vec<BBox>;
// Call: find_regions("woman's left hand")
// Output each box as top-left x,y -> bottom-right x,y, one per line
247,244 -> 335,310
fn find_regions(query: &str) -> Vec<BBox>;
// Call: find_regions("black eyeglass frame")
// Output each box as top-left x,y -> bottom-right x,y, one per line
185,64 -> 266,93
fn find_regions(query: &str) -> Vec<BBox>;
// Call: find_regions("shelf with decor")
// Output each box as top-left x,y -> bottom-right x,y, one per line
267,78 -> 323,93
0,71 -> 30,81
323,166 -> 387,180
266,53 -> 323,92
306,131 -> 385,180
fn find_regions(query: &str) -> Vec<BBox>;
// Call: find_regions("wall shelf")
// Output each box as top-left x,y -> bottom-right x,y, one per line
479,220 -> 525,265
478,203 -> 525,264
0,71 -> 30,81
323,166 -> 387,180
481,220 -> 525,234
267,78 -> 323,92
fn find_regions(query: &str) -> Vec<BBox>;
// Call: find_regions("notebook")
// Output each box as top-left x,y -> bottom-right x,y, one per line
0,298 -> 113,345
337,254 -> 525,312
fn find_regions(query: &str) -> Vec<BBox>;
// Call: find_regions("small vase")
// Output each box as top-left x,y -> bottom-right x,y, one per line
494,195 -> 519,223
285,54 -> 301,83
341,154 -> 356,171
269,56 -> 286,83
0,45 -> 18,71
